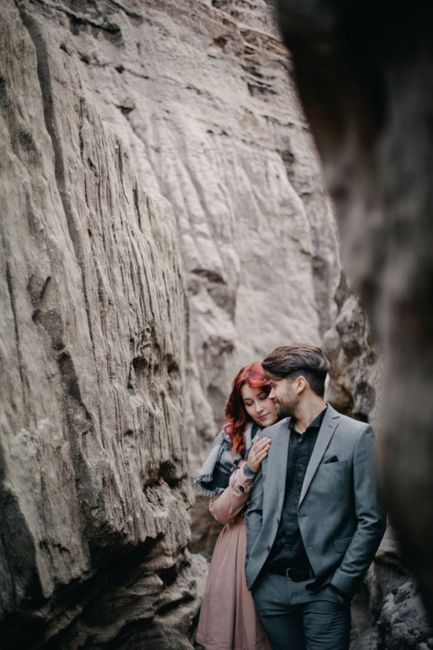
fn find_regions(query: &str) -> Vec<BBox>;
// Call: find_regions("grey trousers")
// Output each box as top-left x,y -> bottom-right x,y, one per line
253,573 -> 351,650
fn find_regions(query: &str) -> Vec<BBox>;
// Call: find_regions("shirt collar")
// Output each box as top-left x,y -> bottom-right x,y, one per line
289,405 -> 328,434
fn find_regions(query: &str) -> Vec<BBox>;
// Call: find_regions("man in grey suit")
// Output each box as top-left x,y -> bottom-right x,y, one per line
244,344 -> 386,649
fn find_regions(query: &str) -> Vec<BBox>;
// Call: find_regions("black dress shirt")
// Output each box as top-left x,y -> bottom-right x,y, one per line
265,407 -> 327,573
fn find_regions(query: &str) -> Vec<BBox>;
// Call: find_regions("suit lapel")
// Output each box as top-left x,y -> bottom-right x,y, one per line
298,405 -> 340,506
263,418 -> 290,519
244,422 -> 254,451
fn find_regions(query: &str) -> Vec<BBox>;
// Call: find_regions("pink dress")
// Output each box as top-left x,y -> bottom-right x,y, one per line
196,462 -> 271,650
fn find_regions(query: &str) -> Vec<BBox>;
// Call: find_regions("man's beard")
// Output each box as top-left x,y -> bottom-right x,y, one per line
277,398 -> 297,418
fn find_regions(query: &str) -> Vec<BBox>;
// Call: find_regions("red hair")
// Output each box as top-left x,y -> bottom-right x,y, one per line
224,362 -> 271,457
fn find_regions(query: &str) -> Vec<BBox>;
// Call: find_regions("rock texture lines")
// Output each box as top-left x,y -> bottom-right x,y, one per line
1,2 -> 204,647
19,0 -> 339,456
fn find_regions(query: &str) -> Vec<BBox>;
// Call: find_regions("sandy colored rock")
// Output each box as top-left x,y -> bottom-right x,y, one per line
14,1 -> 342,564
17,0 -> 340,457
0,2 -> 204,647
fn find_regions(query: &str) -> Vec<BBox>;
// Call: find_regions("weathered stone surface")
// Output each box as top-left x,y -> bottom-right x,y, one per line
16,0 -> 342,561
378,579 -> 432,649
16,0 -> 339,453
0,2 -> 205,647
324,274 -> 378,422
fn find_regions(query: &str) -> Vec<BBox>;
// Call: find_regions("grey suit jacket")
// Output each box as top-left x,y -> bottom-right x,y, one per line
244,405 -> 387,598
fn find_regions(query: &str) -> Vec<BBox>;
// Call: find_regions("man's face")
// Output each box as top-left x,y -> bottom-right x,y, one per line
267,374 -> 300,418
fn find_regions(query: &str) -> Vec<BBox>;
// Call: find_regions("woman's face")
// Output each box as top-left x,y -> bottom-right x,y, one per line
240,384 -> 278,428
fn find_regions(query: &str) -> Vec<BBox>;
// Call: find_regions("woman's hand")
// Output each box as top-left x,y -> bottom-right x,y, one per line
246,436 -> 271,474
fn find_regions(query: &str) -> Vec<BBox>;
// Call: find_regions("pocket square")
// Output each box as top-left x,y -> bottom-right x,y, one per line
323,455 -> 339,464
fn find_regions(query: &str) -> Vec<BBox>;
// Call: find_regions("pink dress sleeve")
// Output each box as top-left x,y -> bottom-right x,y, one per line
209,462 -> 256,525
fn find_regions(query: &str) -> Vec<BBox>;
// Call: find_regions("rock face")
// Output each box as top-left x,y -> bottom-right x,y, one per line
275,0 -> 433,623
324,273 -> 381,427
15,0 -> 341,558
17,0 -> 339,449
378,579 -> 433,649
0,2 -> 205,648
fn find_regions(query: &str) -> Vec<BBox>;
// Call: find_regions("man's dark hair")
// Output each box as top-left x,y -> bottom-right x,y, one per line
262,344 -> 330,397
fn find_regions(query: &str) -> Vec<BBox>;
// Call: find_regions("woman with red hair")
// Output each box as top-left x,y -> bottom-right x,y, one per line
195,362 -> 277,650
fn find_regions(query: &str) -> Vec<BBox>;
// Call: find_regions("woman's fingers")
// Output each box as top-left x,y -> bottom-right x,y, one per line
255,443 -> 270,456
252,436 -> 271,450
251,439 -> 271,456
246,437 -> 272,472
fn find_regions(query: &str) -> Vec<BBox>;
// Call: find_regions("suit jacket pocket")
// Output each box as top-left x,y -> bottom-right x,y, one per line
319,460 -> 348,470
323,454 -> 339,463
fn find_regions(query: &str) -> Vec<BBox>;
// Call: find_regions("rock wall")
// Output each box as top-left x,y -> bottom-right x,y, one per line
15,0 -> 339,454
16,0 -> 342,561
0,2 -> 205,648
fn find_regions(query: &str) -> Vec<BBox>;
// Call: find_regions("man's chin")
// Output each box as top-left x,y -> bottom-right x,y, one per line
277,405 -> 292,418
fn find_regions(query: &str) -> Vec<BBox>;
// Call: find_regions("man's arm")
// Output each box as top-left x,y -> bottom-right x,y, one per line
331,425 -> 387,599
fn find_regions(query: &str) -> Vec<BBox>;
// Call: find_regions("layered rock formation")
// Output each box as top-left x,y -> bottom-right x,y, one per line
324,274 -> 379,424
17,0 -> 339,450
0,2 -> 205,648
15,0 -> 341,557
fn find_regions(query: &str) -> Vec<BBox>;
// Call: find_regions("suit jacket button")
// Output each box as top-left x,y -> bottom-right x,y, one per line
276,518 -> 280,524
266,545 -> 271,551
239,485 -> 245,492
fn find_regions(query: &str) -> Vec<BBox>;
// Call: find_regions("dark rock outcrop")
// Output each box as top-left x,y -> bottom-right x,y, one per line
275,0 -> 433,627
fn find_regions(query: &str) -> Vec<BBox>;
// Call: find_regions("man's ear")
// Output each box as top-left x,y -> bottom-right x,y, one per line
296,376 -> 308,394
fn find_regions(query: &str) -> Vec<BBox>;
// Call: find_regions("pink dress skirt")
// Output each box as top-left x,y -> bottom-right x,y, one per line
196,464 -> 271,650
